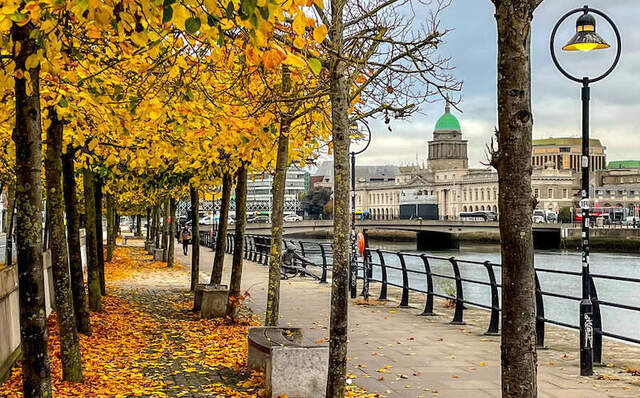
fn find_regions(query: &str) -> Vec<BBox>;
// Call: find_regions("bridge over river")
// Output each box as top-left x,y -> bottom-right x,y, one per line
240,219 -> 564,249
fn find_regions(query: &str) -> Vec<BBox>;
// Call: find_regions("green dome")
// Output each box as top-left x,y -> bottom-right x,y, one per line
434,104 -> 460,131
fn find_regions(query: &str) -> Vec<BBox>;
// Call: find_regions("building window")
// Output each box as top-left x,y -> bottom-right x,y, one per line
563,188 -> 568,198
474,189 -> 478,201
548,188 -> 553,199
534,188 -> 539,198
463,190 -> 467,201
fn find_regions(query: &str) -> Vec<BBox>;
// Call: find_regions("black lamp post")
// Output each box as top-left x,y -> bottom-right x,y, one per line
349,121 -> 372,299
550,5 -> 621,377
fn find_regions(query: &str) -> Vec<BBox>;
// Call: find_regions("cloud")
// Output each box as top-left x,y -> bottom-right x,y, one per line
352,0 -> 640,169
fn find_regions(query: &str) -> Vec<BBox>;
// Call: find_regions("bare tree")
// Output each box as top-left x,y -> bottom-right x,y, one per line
490,1 -> 542,396
314,0 -> 461,395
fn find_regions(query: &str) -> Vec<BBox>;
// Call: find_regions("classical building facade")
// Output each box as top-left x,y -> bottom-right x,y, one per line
532,137 -> 606,172
354,104 -> 576,220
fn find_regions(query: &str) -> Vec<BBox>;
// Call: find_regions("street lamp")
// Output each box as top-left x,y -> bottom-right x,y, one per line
350,121 -> 372,299
550,5 -> 621,377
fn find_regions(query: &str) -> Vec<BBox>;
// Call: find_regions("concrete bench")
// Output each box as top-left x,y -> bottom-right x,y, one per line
193,284 -> 228,318
248,327 -> 328,397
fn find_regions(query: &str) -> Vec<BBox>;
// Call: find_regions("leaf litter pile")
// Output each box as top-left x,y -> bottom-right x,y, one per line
0,247 -> 264,397
1,247 -> 378,397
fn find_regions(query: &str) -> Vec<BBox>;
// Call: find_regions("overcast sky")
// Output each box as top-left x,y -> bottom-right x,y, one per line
350,0 -> 640,168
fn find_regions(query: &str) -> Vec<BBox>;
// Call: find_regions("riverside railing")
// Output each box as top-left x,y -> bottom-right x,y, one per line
203,232 -> 640,365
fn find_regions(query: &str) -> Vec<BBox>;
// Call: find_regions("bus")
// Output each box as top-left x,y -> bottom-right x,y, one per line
574,206 -> 629,224
354,210 -> 371,220
459,211 -> 498,222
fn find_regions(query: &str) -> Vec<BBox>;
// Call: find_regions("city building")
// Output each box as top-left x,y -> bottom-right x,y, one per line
311,161 -> 399,190
246,165 -> 309,213
532,137 -> 606,172
354,104 -> 576,220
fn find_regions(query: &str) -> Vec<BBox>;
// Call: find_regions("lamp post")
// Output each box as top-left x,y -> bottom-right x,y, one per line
350,121 -> 372,299
550,5 -> 621,377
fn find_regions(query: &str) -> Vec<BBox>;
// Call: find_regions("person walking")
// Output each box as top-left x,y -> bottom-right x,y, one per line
180,225 -> 192,255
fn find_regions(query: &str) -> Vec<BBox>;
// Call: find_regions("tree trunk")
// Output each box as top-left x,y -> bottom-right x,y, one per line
326,0 -> 350,394
226,165 -> 247,319
4,181 -> 15,267
494,1 -> 539,397
135,214 -> 142,237
162,197 -> 169,252
83,168 -> 102,312
265,119 -> 290,326
94,176 -> 105,295
11,20 -> 53,397
45,109 -> 83,383
43,200 -> 49,251
167,198 -> 176,267
62,149 -> 92,335
154,204 -> 161,248
146,208 -> 151,242
190,185 -> 200,291
210,173 -> 232,284
106,194 -> 115,262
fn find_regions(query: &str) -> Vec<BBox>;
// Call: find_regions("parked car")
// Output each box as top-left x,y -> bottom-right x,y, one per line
284,214 -> 302,222
532,209 -> 546,223
248,215 -> 270,223
545,210 -> 557,223
622,216 -> 638,227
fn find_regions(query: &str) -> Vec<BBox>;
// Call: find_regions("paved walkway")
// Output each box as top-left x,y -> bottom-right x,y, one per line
175,242 -> 640,398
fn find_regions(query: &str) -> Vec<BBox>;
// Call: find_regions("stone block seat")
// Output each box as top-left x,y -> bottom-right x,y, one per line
193,284 -> 228,318
153,247 -> 165,261
248,327 -> 328,398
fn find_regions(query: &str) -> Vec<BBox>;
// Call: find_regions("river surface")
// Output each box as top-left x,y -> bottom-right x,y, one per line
290,238 -> 640,344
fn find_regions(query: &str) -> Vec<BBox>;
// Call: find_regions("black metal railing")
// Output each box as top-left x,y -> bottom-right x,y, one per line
204,232 -> 640,364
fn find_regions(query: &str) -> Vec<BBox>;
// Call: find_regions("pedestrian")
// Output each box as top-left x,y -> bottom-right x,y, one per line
180,225 -> 192,255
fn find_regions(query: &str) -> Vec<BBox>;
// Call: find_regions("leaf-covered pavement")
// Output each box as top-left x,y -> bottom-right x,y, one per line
0,247 -> 263,397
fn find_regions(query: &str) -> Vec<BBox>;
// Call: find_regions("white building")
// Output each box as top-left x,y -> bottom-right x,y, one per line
354,104 -> 576,220
246,165 -> 309,213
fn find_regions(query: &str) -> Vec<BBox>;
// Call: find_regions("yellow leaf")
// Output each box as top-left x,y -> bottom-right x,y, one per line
313,25 -> 327,43
282,53 -> 306,68
292,13 -> 306,36
25,54 -> 39,69
293,36 -> 306,49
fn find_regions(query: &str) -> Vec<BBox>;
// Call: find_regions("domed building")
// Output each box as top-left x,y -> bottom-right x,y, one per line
353,102 -> 577,220
427,103 -> 468,172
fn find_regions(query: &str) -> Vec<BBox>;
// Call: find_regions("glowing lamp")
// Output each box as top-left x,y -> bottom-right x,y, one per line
562,12 -> 610,52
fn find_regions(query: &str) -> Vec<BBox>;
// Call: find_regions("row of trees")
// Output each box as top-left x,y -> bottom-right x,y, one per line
1,0 -> 546,397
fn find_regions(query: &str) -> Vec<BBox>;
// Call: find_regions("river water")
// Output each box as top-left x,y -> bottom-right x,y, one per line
294,238 -> 640,344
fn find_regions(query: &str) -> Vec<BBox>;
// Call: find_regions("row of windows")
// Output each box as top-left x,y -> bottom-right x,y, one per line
461,205 -> 498,213
596,189 -> 640,197
531,154 -> 605,171
462,187 -> 497,202
533,188 -> 570,199
364,192 -> 400,205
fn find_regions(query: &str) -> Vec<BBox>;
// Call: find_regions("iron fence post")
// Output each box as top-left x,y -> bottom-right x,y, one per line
319,243 -> 328,283
377,249 -> 388,301
449,257 -> 465,325
419,254 -> 436,316
483,261 -> 500,335
398,252 -> 409,307
535,272 -> 545,348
